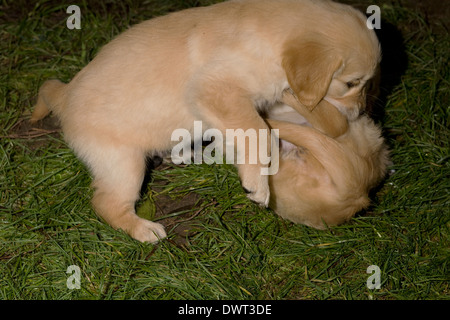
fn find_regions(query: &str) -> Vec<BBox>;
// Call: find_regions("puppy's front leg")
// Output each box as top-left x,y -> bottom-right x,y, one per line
193,82 -> 271,206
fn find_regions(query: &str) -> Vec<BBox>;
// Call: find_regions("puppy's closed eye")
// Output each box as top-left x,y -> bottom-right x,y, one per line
346,79 -> 360,88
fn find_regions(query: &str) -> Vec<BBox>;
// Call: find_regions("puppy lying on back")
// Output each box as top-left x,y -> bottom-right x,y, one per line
267,100 -> 389,229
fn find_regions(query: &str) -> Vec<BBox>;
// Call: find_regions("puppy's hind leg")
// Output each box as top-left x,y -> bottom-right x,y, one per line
87,145 -> 166,243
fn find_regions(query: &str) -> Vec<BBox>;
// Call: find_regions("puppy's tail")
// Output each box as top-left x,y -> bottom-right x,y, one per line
30,79 -> 67,123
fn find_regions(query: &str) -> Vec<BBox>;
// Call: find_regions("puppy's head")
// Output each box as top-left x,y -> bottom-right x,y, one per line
282,6 -> 381,120
268,117 -> 389,229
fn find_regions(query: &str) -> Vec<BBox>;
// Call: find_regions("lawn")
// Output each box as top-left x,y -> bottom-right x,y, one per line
0,0 -> 448,300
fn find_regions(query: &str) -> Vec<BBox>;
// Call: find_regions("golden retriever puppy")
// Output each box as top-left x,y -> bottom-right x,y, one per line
266,110 -> 389,229
31,0 -> 380,242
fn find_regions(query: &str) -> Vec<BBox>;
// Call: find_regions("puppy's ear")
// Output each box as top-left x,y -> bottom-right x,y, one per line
267,119 -> 338,160
282,39 -> 342,110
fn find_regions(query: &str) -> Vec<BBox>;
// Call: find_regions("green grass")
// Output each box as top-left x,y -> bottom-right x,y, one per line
1,0 -> 449,300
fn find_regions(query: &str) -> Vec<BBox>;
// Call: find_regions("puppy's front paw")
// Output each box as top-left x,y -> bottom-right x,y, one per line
242,173 -> 270,207
130,218 -> 167,243
246,186 -> 270,207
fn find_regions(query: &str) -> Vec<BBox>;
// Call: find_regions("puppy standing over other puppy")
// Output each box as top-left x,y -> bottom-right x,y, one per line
31,0 -> 381,242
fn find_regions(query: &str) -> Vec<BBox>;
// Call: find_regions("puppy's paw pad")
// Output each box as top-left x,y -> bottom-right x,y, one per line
132,219 -> 167,243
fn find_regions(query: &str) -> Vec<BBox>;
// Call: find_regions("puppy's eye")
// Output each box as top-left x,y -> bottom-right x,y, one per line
346,80 -> 360,88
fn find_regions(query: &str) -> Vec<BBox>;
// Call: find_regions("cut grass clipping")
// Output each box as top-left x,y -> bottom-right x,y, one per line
1,0 -> 449,299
